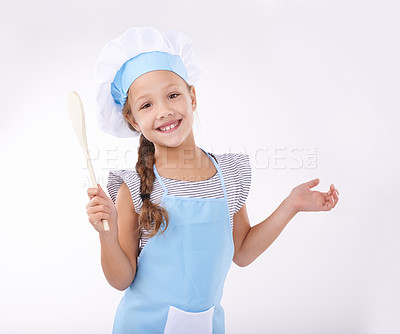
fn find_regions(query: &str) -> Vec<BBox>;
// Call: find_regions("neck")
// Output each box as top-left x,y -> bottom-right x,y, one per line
154,145 -> 204,170
154,132 -> 204,171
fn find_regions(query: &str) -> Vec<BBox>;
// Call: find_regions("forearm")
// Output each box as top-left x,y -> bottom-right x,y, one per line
237,197 -> 297,267
99,234 -> 136,291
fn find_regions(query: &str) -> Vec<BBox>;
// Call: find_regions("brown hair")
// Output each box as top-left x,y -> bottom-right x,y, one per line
121,82 -> 192,238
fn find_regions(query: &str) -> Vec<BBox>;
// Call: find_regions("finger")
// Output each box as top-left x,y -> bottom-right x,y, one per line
89,195 -> 109,207
327,188 -> 338,208
323,197 -> 334,211
89,212 -> 110,227
93,220 -> 105,233
305,178 -> 320,189
330,194 -> 335,207
93,218 -> 111,233
324,194 -> 334,207
326,184 -> 337,197
87,204 -> 111,215
87,191 -> 97,200
332,189 -> 339,208
86,197 -> 106,211
87,187 -> 100,199
93,221 -> 107,233
86,204 -> 111,214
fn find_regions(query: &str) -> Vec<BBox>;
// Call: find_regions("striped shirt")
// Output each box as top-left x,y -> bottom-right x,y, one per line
107,152 -> 252,255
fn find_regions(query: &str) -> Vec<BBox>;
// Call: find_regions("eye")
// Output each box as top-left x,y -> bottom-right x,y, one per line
140,103 -> 151,110
169,93 -> 179,99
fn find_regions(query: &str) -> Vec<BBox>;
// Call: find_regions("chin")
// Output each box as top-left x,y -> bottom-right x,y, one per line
158,139 -> 186,148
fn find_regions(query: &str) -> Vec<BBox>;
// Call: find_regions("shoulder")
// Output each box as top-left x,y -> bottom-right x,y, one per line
210,151 -> 252,214
106,169 -> 141,208
108,169 -> 140,182
211,152 -> 251,177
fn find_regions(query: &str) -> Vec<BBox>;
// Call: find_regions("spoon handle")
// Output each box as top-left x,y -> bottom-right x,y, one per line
68,91 -> 109,231
86,155 -> 110,231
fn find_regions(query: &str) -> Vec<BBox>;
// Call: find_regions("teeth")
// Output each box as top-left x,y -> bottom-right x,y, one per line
159,120 -> 179,131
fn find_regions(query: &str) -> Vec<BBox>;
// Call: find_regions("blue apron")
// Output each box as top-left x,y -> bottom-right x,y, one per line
112,149 -> 234,334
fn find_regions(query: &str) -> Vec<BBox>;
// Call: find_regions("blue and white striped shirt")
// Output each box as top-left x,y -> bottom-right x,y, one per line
107,152 -> 252,255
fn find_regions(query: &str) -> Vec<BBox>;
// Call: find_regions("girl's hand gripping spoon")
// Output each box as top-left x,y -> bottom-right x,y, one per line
67,91 -> 110,231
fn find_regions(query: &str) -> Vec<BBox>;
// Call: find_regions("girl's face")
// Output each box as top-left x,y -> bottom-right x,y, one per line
125,70 -> 197,148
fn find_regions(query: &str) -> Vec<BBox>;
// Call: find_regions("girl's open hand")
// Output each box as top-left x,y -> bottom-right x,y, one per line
288,178 -> 339,213
86,184 -> 118,235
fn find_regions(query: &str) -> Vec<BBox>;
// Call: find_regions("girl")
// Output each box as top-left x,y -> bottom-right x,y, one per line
86,26 -> 339,334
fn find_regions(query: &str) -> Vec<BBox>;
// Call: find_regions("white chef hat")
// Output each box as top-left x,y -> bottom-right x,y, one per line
94,26 -> 202,138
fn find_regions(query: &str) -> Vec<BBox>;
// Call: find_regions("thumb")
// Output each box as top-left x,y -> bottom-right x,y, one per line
306,178 -> 320,189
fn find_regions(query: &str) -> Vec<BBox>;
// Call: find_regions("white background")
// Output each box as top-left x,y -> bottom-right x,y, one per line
0,0 -> 399,333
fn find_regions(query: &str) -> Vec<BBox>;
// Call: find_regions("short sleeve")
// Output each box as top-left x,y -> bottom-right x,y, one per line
106,169 -> 141,214
231,153 -> 252,215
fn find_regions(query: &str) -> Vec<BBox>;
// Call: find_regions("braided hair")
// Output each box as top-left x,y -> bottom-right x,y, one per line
121,94 -> 170,238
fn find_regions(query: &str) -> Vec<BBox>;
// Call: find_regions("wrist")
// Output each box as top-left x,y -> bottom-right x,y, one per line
282,195 -> 299,216
99,230 -> 119,244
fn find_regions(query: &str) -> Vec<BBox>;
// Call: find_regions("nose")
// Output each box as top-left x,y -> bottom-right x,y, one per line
155,102 -> 174,119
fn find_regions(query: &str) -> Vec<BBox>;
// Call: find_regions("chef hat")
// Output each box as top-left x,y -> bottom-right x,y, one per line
94,26 -> 202,138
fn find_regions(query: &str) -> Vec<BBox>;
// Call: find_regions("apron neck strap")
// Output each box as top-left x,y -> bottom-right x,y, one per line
152,147 -> 228,200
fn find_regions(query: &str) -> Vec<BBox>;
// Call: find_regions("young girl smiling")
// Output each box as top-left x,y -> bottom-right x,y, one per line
86,26 -> 339,334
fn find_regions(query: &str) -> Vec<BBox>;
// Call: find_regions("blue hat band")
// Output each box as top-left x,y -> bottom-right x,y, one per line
111,51 -> 188,107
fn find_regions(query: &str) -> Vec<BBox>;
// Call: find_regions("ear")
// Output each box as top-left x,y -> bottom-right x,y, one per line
124,114 -> 141,132
189,85 -> 197,111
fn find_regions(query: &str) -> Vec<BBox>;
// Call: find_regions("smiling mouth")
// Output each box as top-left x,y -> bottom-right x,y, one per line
156,119 -> 182,133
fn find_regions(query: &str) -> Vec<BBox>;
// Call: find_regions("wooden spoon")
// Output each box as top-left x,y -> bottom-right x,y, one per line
67,91 -> 109,231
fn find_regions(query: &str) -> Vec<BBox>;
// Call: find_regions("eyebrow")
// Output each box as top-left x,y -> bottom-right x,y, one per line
134,83 -> 181,103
